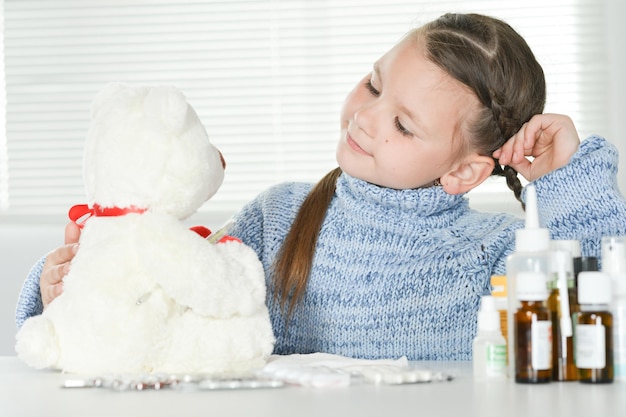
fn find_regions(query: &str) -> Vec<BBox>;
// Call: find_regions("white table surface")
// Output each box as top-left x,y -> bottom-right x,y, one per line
1,356 -> 624,417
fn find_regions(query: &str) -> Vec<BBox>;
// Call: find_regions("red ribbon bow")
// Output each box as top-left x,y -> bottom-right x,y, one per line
68,204 -> 240,244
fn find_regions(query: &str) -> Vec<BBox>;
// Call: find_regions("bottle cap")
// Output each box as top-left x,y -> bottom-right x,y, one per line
612,272 -> 626,297
477,295 -> 500,332
578,271 -> 612,305
601,236 -> 626,276
515,185 -> 550,252
516,271 -> 548,301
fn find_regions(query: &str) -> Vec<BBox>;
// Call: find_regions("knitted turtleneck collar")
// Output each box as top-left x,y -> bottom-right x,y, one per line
335,173 -> 469,226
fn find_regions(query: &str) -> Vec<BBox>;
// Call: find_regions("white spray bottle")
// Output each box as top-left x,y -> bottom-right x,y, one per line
601,236 -> 626,381
473,295 -> 507,380
505,184 -> 551,378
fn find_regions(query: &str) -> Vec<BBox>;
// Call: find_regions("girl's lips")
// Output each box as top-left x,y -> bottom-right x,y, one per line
346,133 -> 371,156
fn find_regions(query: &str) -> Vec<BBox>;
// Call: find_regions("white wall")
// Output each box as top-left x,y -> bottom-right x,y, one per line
608,0 -> 626,192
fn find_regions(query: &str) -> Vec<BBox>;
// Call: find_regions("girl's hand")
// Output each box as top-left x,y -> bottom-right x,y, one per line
492,114 -> 580,182
40,222 -> 81,308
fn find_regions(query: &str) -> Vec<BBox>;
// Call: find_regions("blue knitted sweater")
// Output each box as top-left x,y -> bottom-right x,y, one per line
15,136 -> 626,360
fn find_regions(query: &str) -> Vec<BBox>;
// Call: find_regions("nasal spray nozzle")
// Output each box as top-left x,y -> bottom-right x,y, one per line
477,295 -> 500,333
516,184 -> 550,253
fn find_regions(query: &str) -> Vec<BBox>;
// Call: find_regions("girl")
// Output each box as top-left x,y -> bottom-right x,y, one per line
17,13 -> 626,360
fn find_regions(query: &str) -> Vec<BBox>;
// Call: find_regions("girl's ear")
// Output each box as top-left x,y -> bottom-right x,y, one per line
439,154 -> 495,195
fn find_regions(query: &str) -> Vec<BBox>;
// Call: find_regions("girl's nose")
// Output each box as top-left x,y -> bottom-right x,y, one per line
353,105 -> 377,138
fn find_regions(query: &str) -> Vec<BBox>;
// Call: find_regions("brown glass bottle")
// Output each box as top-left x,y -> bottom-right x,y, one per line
576,311 -> 613,383
576,271 -> 614,383
514,271 -> 552,383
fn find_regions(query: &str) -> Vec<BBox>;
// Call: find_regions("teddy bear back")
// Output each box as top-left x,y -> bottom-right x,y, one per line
82,83 -> 224,220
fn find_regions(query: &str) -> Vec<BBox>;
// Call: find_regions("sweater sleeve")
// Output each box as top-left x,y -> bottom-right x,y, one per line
15,256 -> 46,329
533,135 -> 626,260
229,181 -> 313,273
229,194 -> 266,259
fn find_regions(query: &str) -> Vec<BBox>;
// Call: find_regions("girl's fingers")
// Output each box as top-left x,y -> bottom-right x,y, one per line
65,221 -> 81,245
41,243 -> 77,308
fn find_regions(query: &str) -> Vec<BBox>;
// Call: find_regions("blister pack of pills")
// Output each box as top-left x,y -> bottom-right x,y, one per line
62,373 -> 285,391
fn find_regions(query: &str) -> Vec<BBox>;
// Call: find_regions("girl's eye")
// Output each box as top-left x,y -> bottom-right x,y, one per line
394,117 -> 412,137
364,80 -> 380,96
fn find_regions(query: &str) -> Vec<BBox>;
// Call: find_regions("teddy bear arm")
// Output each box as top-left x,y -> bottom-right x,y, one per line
145,238 -> 266,317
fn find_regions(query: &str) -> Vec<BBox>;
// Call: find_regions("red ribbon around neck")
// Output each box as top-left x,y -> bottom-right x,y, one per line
68,204 -> 240,243
69,204 -> 147,228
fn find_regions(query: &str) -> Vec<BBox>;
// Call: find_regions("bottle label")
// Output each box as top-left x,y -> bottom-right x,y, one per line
576,324 -> 606,368
531,319 -> 552,370
485,344 -> 507,375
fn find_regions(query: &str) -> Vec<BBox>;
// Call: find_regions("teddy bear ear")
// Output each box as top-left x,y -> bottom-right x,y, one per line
143,85 -> 190,135
90,82 -> 130,121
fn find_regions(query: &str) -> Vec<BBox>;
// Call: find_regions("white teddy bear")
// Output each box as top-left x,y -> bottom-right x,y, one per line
15,82 -> 275,375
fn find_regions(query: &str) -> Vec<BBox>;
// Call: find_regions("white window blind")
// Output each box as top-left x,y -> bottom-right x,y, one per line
0,0 -> 610,224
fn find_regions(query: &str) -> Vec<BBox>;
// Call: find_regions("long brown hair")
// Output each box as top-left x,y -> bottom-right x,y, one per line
273,13 -> 546,314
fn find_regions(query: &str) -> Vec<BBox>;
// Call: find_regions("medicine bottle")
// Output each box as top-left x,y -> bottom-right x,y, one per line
601,236 -> 626,381
506,185 -> 551,377
473,295 -> 507,381
547,249 -> 578,381
514,271 -> 552,383
576,271 -> 614,383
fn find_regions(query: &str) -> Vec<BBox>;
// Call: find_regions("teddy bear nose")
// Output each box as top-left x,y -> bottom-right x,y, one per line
219,151 -> 226,170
